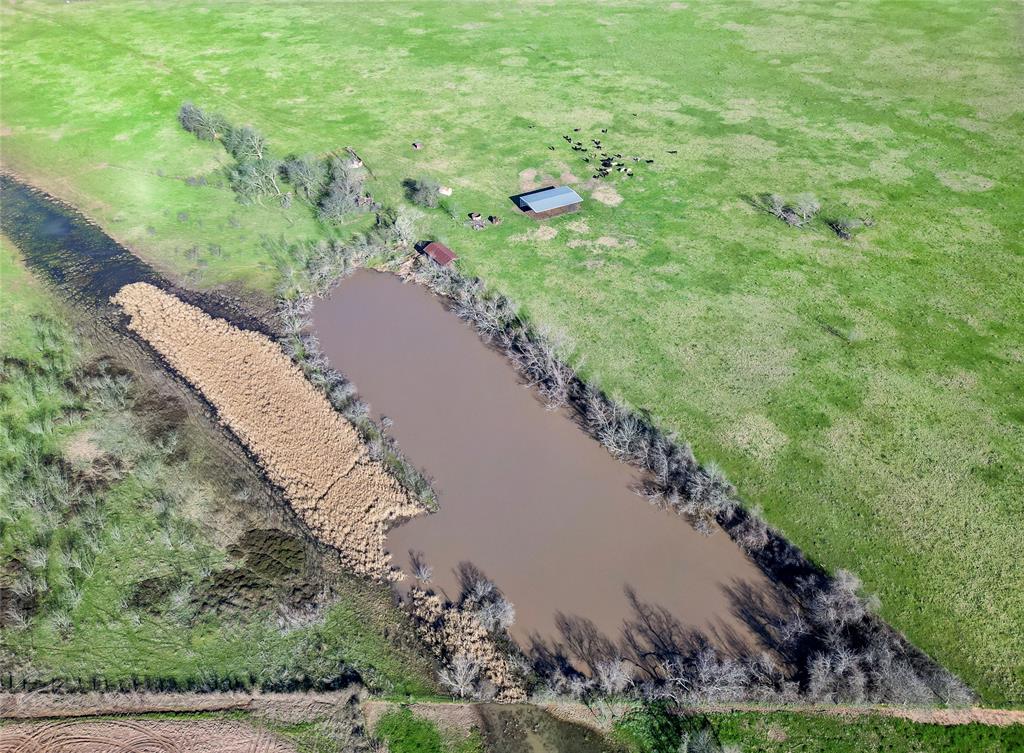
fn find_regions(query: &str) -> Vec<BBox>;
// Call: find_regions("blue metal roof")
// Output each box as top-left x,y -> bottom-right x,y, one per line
522,185 -> 583,212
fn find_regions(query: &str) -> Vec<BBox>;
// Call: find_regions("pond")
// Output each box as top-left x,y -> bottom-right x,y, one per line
313,270 -> 777,656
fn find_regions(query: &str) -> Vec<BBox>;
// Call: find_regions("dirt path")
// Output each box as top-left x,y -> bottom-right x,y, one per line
5,692 -> 1019,729
0,689 -> 362,721
540,700 -> 1024,731
0,719 -> 295,753
111,282 -> 424,578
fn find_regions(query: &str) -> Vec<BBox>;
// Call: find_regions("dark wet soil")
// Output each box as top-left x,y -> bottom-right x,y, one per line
476,704 -> 623,753
313,270 -> 778,655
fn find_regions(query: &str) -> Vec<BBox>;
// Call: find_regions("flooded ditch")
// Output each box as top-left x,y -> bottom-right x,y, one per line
313,270 -> 778,656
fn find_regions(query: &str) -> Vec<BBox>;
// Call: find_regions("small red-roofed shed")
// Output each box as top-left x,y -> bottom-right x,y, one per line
421,241 -> 457,267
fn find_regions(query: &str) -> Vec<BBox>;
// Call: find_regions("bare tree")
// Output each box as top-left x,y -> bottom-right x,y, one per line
177,101 -> 228,141
318,159 -> 368,222
391,205 -> 422,249
404,177 -> 441,208
439,653 -> 479,698
223,125 -> 268,162
475,596 -> 515,632
283,155 -> 328,202
595,658 -> 631,696
409,550 -> 433,584
229,157 -> 283,203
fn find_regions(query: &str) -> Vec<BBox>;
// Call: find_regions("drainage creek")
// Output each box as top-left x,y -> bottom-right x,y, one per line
3,173 -> 778,660
313,270 -> 777,652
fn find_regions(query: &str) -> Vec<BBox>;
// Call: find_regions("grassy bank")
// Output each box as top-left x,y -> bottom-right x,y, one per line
613,705 -> 1024,753
0,236 -> 436,695
1,0 -> 1021,702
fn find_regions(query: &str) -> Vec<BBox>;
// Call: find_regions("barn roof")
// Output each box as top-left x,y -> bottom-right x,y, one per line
521,185 -> 583,213
422,241 -> 457,267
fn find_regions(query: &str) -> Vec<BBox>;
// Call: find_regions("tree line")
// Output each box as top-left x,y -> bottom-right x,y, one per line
178,102 -> 376,220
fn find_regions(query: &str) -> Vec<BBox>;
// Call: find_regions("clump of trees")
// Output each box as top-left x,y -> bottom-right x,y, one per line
744,192 -> 872,239
177,101 -> 375,219
747,192 -> 821,227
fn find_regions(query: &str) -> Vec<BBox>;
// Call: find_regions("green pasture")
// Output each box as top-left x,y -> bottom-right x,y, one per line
614,704 -> 1024,753
1,1 -> 1021,702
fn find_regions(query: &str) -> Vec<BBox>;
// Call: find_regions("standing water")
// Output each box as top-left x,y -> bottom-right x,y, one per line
313,270 -> 777,653
0,174 -> 161,303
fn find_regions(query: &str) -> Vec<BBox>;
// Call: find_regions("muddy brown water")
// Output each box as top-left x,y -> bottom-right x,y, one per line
313,270 -> 776,654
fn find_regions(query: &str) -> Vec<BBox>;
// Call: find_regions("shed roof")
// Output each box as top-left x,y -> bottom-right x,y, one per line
422,241 -> 457,267
521,185 -> 583,213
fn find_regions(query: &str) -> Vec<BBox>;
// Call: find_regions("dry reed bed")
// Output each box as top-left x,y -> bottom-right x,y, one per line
111,282 -> 423,578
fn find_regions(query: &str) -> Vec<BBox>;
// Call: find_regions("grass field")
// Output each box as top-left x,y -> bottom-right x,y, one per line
0,236 -> 436,695
1,1 -> 1021,703
613,705 -> 1024,753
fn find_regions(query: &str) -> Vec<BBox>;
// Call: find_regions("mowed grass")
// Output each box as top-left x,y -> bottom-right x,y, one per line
1,1 -> 1021,702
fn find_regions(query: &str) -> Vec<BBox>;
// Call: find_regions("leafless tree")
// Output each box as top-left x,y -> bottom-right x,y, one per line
476,596 -> 515,632
595,658 -> 632,696
283,155 -> 328,202
730,506 -> 770,553
318,159 -> 368,222
439,653 -> 479,698
229,157 -> 284,203
404,177 -> 441,208
409,550 -> 433,584
223,125 -> 268,162
177,101 -> 228,141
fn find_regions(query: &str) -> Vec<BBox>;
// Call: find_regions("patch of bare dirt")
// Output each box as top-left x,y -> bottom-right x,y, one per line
935,171 -> 995,192
590,184 -> 623,206
0,719 -> 295,753
509,226 -> 558,243
111,283 -> 424,579
518,169 -> 540,192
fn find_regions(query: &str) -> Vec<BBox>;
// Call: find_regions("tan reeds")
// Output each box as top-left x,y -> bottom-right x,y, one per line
112,282 -> 423,578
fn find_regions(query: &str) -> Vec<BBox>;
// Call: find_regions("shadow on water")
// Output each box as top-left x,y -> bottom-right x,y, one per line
0,174 -> 269,334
